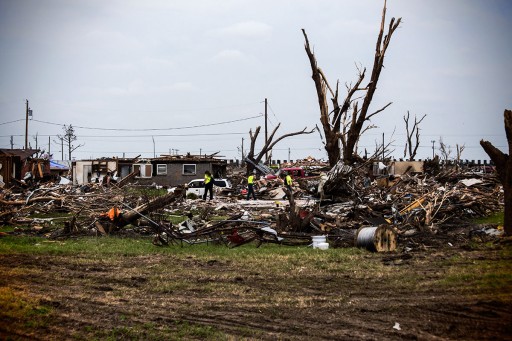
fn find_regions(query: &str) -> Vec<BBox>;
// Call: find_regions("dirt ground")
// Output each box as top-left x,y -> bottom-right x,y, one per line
1,239 -> 511,340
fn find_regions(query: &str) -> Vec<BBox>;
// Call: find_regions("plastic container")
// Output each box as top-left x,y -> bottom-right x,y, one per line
312,235 -> 327,249
317,242 -> 329,250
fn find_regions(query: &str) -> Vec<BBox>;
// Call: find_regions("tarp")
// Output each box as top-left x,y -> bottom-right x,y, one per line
50,160 -> 69,170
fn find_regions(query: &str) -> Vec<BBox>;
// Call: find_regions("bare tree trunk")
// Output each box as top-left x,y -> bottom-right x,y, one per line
342,1 -> 399,164
403,111 -> 426,160
302,29 -> 341,167
303,0 -> 401,166
480,109 -> 512,236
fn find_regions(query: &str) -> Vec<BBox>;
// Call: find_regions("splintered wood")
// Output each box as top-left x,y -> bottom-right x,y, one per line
0,159 -> 503,251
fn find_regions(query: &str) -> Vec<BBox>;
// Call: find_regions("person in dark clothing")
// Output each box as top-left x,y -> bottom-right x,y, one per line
203,170 -> 214,200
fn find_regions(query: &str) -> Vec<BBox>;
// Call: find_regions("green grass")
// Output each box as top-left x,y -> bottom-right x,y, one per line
30,212 -> 73,219
0,287 -> 53,331
475,211 -> 505,225
125,187 -> 168,198
0,225 -> 16,233
1,234 -> 511,340
438,247 -> 512,291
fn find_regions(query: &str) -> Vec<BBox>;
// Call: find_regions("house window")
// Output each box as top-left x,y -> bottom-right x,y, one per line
134,164 -> 152,178
183,164 -> 196,175
156,164 -> 167,175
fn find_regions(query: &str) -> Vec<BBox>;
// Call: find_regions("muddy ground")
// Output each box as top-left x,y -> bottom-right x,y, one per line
1,238 -> 511,340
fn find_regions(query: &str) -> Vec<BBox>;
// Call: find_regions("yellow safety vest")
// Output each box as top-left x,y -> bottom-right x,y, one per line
286,175 -> 292,186
204,174 -> 212,184
248,175 -> 254,184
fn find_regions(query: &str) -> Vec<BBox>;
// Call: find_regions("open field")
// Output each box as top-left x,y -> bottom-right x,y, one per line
1,234 -> 511,340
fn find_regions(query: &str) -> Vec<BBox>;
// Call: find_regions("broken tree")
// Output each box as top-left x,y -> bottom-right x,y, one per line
403,111 -> 427,161
302,0 -> 401,166
245,124 -> 315,171
95,187 -> 185,234
480,109 -> 512,235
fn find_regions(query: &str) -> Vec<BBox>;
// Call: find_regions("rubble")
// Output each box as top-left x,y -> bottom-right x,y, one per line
0,158 -> 503,252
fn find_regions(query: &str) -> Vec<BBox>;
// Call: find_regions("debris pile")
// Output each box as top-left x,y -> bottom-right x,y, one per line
0,159 -> 504,251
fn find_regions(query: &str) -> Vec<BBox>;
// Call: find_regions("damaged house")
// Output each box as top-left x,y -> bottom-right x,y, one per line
0,149 -> 50,187
373,160 -> 424,176
71,155 -> 227,188
72,157 -> 135,185
133,155 -> 228,187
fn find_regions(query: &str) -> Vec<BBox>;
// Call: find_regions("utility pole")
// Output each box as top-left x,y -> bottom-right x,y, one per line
152,136 -> 155,157
61,138 -> 64,160
288,147 -> 291,163
10,136 -> 14,149
431,140 -> 436,159
48,136 -> 51,156
241,137 -> 245,164
264,98 -> 268,163
25,100 -> 29,149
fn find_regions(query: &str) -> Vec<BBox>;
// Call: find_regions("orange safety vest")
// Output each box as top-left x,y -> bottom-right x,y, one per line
108,207 -> 121,221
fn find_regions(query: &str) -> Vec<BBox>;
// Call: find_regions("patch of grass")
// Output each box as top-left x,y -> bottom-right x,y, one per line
474,211 -> 504,225
0,287 -> 53,331
210,215 -> 229,221
174,320 -> 226,340
441,270 -> 512,291
0,235 -> 177,256
81,320 -> 224,341
30,212 -> 73,219
165,214 -> 188,225
186,193 -> 198,200
125,187 -> 168,198
0,225 -> 16,233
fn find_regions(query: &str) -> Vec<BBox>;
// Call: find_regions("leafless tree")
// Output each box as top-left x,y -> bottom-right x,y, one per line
480,109 -> 512,235
455,143 -> 465,170
403,111 -> 426,161
438,137 -> 451,163
56,124 -> 84,161
246,124 -> 315,171
302,0 -> 401,166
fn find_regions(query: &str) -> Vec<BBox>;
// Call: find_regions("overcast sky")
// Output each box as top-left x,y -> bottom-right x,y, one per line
0,0 -> 510,163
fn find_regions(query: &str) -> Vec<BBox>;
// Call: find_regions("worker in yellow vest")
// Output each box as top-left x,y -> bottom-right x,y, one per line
246,170 -> 257,200
284,171 -> 293,198
203,171 -> 214,200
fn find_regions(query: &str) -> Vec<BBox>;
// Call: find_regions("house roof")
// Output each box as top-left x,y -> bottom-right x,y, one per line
0,149 -> 39,159
151,156 -> 226,164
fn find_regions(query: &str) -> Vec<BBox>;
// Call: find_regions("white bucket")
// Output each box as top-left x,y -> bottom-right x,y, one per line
312,235 -> 327,249
317,242 -> 329,250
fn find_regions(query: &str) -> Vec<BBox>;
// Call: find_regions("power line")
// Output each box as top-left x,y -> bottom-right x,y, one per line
27,113 -> 263,131
12,100 -> 261,113
266,101 -> 279,122
1,132 -> 247,138
0,119 -> 25,126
